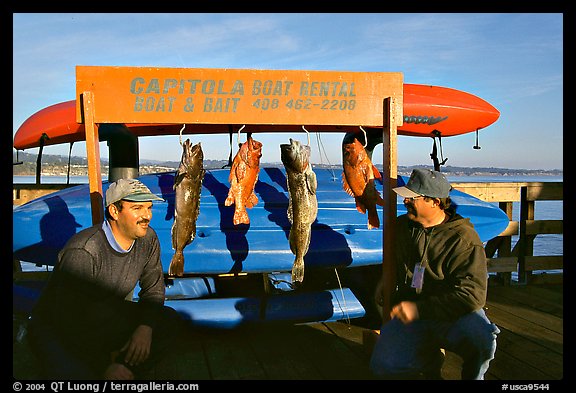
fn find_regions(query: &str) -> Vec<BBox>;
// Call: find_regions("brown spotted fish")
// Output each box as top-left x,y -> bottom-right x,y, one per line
225,135 -> 263,225
280,138 -> 318,284
169,139 -> 205,277
342,137 -> 385,229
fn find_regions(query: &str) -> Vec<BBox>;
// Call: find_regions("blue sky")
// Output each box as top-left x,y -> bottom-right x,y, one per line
13,13 -> 563,170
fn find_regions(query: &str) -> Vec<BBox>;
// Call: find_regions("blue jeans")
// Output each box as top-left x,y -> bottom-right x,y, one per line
369,308 -> 500,380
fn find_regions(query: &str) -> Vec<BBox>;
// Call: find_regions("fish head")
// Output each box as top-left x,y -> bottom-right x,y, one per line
342,138 -> 366,166
242,136 -> 263,168
280,138 -> 311,172
181,139 -> 204,170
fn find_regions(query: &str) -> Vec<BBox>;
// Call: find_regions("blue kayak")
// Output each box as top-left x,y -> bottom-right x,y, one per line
13,168 -> 509,327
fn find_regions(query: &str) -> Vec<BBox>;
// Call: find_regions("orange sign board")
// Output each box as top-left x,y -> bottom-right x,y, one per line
76,66 -> 403,127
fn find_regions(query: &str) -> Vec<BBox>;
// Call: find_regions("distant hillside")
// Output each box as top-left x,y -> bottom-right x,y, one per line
13,151 -> 563,177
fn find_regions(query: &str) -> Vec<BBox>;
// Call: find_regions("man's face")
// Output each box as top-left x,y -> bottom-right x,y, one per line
114,200 -> 154,240
403,196 -> 436,224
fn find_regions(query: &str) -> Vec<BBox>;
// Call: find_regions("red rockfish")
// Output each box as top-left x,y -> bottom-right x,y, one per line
342,138 -> 385,229
225,135 -> 263,225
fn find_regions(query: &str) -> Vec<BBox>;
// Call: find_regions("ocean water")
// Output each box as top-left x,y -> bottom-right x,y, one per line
14,174 -> 563,262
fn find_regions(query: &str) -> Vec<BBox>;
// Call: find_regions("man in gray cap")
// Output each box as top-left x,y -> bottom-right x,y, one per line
28,178 -> 186,380
370,168 -> 500,380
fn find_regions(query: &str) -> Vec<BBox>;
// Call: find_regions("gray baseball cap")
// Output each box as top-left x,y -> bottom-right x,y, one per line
393,168 -> 452,198
105,178 -> 164,207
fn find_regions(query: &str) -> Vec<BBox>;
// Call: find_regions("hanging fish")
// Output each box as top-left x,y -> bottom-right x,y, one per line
169,139 -> 205,277
280,138 -> 318,284
224,135 -> 263,225
342,137 -> 385,229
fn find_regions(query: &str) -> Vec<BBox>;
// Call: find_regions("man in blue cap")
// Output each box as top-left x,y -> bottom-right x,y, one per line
370,168 -> 500,380
27,179 -> 187,380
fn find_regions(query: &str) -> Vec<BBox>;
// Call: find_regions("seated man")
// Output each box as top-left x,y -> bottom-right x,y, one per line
27,178 -> 188,380
370,169 -> 500,380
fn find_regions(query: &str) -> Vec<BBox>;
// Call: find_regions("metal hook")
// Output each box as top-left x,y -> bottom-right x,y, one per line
237,125 -> 246,147
359,126 -> 368,148
179,124 -> 186,146
302,125 -> 311,146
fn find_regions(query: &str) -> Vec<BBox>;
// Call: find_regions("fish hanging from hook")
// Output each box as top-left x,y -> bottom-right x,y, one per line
224,126 -> 263,226
342,127 -> 385,230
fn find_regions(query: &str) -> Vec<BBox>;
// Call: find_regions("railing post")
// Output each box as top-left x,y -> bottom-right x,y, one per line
518,186 -> 535,284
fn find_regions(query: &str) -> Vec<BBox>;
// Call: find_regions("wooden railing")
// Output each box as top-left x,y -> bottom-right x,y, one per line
451,181 -> 563,285
13,183 -> 83,206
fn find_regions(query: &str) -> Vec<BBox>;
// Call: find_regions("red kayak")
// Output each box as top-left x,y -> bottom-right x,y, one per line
13,84 -> 499,150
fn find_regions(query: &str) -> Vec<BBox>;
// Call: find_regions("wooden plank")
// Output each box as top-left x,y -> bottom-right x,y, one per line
486,294 -> 563,335
152,333 -> 211,380
322,321 -> 373,360
491,284 -> 563,310
525,219 -> 563,235
291,323 -> 374,379
497,221 -> 519,236
525,256 -> 563,271
450,182 -> 522,202
201,327 -> 267,380
485,303 -> 562,355
82,91 -> 104,225
486,339 -> 560,380
243,324 -> 324,380
495,329 -> 563,373
380,97 -> 398,322
487,257 -> 518,273
526,182 -> 563,201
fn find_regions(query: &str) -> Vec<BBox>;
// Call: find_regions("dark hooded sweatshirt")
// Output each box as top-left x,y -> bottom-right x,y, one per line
393,210 -> 488,321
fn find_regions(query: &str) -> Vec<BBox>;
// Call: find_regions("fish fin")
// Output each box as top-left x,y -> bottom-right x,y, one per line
287,200 -> 293,224
306,170 -> 317,195
367,208 -> 380,230
234,162 -> 247,181
245,193 -> 258,208
224,188 -> 235,206
372,165 -> 382,179
171,217 -> 178,249
355,199 -> 367,214
168,251 -> 184,277
341,172 -> 356,197
173,172 -> 186,190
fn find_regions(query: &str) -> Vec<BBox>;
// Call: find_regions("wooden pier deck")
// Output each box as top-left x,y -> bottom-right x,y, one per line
13,282 -> 563,381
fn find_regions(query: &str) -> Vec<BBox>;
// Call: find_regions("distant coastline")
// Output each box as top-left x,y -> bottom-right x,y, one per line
13,152 -> 563,178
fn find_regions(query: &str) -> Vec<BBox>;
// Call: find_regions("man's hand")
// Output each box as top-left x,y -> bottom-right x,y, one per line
120,325 -> 153,367
104,363 -> 134,380
390,301 -> 419,324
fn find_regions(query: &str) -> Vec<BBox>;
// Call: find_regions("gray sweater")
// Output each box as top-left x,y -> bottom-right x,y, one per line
31,224 -> 165,331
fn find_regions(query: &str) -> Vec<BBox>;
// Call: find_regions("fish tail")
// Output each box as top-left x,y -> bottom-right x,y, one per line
367,208 -> 380,230
291,256 -> 305,284
233,208 -> 250,225
169,251 -> 185,277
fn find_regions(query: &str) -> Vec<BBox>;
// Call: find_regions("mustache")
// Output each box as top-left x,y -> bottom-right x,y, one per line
137,219 -> 150,225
